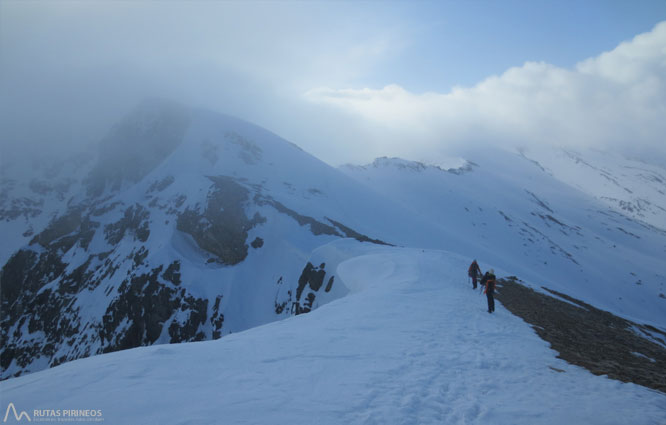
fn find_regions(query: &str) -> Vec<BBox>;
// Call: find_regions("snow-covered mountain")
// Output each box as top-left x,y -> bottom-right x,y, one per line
518,146 -> 666,231
0,100 -> 463,379
1,99 -> 665,386
340,152 -> 666,326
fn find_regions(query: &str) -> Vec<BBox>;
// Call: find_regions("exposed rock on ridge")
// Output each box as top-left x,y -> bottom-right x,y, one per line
496,277 -> 666,393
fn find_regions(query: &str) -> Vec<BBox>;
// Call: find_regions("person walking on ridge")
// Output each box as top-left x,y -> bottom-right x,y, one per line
481,269 -> 497,313
468,260 -> 482,289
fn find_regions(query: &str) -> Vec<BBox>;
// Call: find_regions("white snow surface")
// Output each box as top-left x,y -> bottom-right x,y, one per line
518,146 -> 666,231
340,151 -> 666,327
1,241 -> 664,424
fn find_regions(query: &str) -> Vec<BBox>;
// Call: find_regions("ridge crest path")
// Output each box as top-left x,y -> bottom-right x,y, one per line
1,247 -> 664,425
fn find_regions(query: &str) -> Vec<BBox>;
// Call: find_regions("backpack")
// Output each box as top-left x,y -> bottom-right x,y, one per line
483,276 -> 496,294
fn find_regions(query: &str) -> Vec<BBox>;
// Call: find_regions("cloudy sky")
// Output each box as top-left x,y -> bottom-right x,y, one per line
1,1 -> 665,165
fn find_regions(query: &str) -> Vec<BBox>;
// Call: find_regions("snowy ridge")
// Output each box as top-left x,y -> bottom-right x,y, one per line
342,156 -> 476,175
1,242 -> 663,424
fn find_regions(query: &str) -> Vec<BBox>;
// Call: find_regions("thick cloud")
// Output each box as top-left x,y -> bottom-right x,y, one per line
306,22 -> 666,163
0,1 -> 400,163
1,2 -> 664,167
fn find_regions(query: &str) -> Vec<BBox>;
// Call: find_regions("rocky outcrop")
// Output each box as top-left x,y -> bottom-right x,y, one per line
496,277 -> 666,393
326,218 -> 392,246
177,176 -> 266,265
0,243 -> 103,376
264,199 -> 341,237
293,262 -> 335,315
210,296 -> 225,340
1,192 -> 217,379
100,265 -> 208,352
104,204 -> 151,245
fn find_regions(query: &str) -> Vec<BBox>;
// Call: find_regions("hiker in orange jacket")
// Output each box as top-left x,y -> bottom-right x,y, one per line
468,260 -> 482,289
481,269 -> 497,313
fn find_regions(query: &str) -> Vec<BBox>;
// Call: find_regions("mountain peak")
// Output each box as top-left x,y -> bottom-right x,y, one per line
342,156 -> 476,175
86,99 -> 191,197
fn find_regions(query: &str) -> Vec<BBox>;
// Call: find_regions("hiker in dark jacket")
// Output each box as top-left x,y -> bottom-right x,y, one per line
481,269 -> 497,313
468,260 -> 482,289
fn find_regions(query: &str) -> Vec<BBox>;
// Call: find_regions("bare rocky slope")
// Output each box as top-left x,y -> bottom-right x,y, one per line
496,277 -> 666,393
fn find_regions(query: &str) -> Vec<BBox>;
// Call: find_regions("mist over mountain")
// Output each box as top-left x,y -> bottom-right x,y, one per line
2,2 -> 666,422
0,100 -> 448,378
1,100 -> 665,383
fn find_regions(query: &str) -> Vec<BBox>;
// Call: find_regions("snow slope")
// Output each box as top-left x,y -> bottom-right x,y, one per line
1,241 -> 664,425
341,151 -> 666,328
518,146 -> 666,231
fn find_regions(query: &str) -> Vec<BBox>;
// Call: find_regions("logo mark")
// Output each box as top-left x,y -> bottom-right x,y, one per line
3,403 -> 31,422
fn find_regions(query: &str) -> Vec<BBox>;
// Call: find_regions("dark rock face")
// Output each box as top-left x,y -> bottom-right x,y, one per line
293,262 -> 328,315
1,250 -> 42,309
0,285 -> 75,373
177,176 -> 266,265
264,200 -> 341,237
297,263 -> 327,299
256,192 -> 391,246
496,277 -> 666,393
101,266 -> 208,352
31,208 -> 85,248
162,261 -> 182,286
104,204 -> 151,245
250,237 -> 264,249
0,244 -> 96,375
210,296 -> 225,340
0,196 -> 214,380
324,276 -> 334,292
326,217 -> 392,246
274,277 -> 292,315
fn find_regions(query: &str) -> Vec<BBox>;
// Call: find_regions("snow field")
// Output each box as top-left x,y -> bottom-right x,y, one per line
341,150 -> 666,328
2,244 -> 664,425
